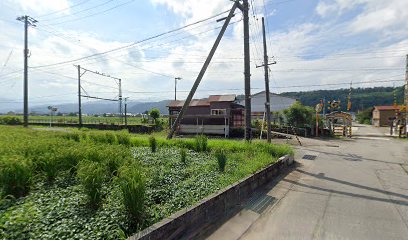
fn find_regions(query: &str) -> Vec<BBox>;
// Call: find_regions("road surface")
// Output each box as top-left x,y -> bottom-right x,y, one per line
206,124 -> 408,240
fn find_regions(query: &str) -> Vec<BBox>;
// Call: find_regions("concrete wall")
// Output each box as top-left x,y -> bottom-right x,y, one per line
130,155 -> 294,240
238,93 -> 296,113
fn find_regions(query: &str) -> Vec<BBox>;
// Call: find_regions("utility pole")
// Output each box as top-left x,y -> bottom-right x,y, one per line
118,79 -> 122,124
77,65 -> 82,127
259,17 -> 276,143
17,15 -> 37,127
124,97 -> 128,127
174,77 -> 182,101
242,0 -> 252,141
405,54 -> 408,137
167,2 -> 239,139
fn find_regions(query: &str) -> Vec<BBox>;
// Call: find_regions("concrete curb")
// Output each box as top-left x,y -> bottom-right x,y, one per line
130,154 -> 294,240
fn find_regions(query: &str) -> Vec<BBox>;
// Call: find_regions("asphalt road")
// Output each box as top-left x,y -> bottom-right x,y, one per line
206,124 -> 408,240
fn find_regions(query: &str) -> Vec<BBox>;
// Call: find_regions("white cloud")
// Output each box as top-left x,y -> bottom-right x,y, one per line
7,0 -> 71,15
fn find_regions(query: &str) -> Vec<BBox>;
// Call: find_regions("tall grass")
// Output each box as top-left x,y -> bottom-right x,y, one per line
36,153 -> 59,182
149,136 -> 157,153
118,164 -> 145,222
77,160 -> 107,208
180,148 -> 187,164
214,150 -> 227,172
116,130 -> 131,146
194,135 -> 208,152
0,155 -> 32,198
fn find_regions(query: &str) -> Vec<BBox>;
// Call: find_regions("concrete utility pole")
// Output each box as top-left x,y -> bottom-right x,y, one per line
261,17 -> 274,143
405,54 -> 408,137
17,15 -> 37,127
124,97 -> 128,127
167,2 -> 239,139
174,77 -> 182,101
242,0 -> 252,141
118,78 -> 122,123
77,65 -> 83,127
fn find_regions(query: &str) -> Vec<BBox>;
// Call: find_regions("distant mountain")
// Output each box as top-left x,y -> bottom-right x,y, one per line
280,86 -> 404,111
0,99 -> 171,115
128,100 -> 170,114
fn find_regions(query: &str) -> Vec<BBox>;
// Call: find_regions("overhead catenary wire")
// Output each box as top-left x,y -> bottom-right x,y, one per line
29,9 -> 231,69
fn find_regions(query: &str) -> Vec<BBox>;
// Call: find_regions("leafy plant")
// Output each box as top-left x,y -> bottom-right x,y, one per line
214,150 -> 227,172
116,130 -> 131,146
77,160 -> 107,208
118,164 -> 145,223
180,148 -> 187,164
0,155 -> 32,198
149,136 -> 157,153
194,135 -> 208,152
105,132 -> 117,144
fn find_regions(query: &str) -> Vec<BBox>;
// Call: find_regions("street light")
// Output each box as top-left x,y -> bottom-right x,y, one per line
47,106 -> 58,127
174,77 -> 182,101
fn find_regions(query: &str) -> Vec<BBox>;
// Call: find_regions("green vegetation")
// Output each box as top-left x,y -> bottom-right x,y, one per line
0,126 -> 292,239
215,150 -> 227,172
180,148 -> 187,164
283,101 -> 314,127
149,136 -> 157,152
356,108 -> 373,124
281,86 -> 404,112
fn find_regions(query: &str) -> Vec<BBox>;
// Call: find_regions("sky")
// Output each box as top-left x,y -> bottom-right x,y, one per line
0,0 -> 407,108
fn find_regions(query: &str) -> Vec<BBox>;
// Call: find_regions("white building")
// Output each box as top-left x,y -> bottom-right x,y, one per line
238,91 -> 297,119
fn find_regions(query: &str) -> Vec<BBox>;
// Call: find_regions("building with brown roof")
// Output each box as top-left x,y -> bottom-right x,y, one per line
372,105 -> 401,127
167,94 -> 244,137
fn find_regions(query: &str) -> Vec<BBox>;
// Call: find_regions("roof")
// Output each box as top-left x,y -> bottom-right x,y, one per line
167,94 -> 236,108
373,106 -> 400,111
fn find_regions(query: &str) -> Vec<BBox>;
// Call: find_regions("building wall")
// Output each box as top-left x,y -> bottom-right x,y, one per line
238,93 -> 296,113
372,110 -> 397,127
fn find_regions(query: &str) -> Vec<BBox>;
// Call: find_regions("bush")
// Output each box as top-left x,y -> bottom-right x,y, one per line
194,135 -> 208,152
0,116 -> 21,125
116,130 -> 131,146
105,132 -> 116,144
36,153 -> 59,182
180,148 -> 187,164
149,136 -> 157,153
77,160 -> 107,208
118,164 -> 145,222
0,156 -> 32,198
215,150 -> 227,172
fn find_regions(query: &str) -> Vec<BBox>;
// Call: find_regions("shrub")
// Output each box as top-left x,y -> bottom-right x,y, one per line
149,136 -> 157,153
0,116 -> 21,125
116,130 -> 130,146
194,135 -> 208,152
118,164 -> 145,222
215,150 -> 227,172
0,156 -> 32,198
180,148 -> 187,164
105,132 -> 116,144
77,160 -> 107,208
37,153 -> 59,182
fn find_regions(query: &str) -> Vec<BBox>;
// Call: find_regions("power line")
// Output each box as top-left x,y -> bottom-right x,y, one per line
29,9 -> 231,69
49,0 -> 138,26
35,0 -> 92,18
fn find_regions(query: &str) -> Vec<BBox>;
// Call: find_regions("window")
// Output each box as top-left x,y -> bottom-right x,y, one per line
211,109 -> 226,115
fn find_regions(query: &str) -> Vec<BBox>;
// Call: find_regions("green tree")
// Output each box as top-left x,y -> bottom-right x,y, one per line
356,108 -> 372,124
283,101 -> 313,127
149,108 -> 160,124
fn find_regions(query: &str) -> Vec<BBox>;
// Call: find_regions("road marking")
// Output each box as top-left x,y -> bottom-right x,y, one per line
354,136 -> 390,141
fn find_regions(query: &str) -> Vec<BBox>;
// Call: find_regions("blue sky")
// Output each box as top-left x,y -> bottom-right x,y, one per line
0,0 -> 407,109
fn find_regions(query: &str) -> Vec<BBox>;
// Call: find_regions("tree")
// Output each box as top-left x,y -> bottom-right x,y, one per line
356,108 -> 372,124
283,101 -> 313,127
149,108 -> 160,124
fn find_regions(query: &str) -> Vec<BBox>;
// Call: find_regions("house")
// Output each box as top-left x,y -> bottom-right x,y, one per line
237,91 -> 297,119
372,106 -> 400,127
167,94 -> 244,137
